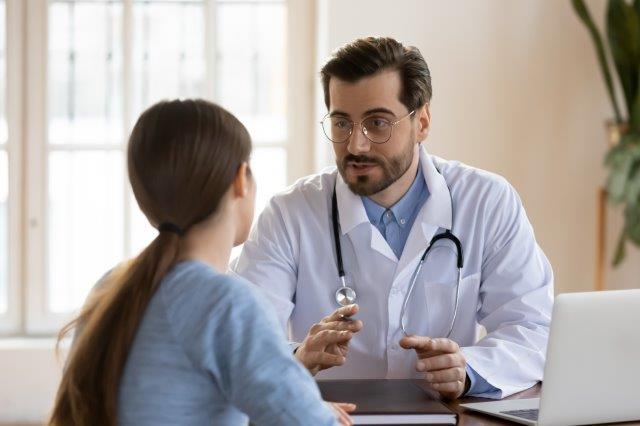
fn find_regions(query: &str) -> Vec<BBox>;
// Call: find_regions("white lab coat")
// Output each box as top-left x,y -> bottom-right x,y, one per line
232,147 -> 553,398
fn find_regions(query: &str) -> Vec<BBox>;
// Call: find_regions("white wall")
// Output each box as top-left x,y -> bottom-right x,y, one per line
314,0 -> 640,294
0,340 -> 67,424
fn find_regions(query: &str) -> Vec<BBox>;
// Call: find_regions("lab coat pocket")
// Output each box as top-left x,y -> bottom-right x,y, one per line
423,272 -> 481,338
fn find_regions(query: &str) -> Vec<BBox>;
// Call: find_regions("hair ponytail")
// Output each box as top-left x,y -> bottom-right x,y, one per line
50,232 -> 180,425
49,99 -> 251,425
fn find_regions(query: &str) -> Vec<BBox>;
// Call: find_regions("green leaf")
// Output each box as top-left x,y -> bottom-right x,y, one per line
604,142 -> 629,168
607,154 -> 633,202
604,133 -> 640,265
624,200 -> 640,244
605,134 -> 640,167
626,170 -> 640,204
624,156 -> 640,204
607,0 -> 640,118
612,230 -> 626,266
572,0 -> 623,122
605,137 -> 640,202
630,65 -> 640,131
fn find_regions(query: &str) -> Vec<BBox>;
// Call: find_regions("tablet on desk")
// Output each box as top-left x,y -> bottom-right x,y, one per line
317,379 -> 456,425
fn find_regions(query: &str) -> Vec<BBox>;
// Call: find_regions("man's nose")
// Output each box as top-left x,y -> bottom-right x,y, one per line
347,124 -> 371,155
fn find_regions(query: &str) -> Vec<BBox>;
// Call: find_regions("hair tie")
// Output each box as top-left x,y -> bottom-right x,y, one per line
158,222 -> 184,236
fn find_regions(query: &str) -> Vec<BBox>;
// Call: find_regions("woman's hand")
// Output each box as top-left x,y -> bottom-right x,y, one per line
326,401 -> 356,425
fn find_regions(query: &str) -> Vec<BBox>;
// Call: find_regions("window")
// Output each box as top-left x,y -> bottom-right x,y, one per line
47,0 -> 126,314
0,0 -> 7,317
0,0 -> 21,334
2,0 -> 313,334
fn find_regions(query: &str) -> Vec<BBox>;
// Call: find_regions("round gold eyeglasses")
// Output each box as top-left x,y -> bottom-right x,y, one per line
320,110 -> 415,144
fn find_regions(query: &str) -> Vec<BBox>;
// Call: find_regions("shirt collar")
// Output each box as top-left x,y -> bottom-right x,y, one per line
361,196 -> 386,227
419,147 -> 452,231
361,161 -> 427,228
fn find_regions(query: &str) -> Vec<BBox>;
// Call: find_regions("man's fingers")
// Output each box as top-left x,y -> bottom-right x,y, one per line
429,381 -> 463,395
324,304 -> 360,322
400,336 -> 459,356
311,329 -> 354,347
310,351 -> 346,367
423,338 -> 459,354
315,320 -> 363,333
416,353 -> 464,372
399,335 -> 432,350
423,367 -> 466,383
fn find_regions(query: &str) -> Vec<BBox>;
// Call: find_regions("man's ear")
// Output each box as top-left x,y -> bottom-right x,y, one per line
416,104 -> 431,143
233,162 -> 250,198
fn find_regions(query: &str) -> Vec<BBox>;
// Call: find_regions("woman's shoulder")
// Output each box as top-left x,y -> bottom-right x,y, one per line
159,260 -> 263,317
157,261 -> 285,358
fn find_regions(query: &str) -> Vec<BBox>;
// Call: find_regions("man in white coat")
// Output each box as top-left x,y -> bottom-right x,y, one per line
232,37 -> 553,399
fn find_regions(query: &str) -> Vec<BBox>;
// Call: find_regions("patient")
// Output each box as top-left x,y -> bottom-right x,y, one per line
49,99 -> 354,425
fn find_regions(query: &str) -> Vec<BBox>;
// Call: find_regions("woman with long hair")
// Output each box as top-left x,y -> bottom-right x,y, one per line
49,99 -> 354,425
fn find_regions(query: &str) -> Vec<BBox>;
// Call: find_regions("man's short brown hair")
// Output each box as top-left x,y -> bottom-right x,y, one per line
320,37 -> 432,112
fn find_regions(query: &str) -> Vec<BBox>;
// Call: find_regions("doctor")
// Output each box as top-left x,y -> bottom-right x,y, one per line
232,37 -> 553,400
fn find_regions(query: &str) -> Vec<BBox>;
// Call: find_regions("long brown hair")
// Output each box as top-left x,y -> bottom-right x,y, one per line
49,99 -> 252,426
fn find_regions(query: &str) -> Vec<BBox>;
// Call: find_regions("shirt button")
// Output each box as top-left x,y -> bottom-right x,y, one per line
385,211 -> 392,219
400,218 -> 406,225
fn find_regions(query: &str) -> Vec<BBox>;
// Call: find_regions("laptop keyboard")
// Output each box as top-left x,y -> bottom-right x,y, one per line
500,408 -> 539,421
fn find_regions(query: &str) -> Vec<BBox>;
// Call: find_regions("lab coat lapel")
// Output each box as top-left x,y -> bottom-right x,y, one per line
335,172 -> 397,262
395,147 -> 453,283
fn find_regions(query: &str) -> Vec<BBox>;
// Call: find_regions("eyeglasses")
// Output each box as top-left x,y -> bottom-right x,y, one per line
321,110 -> 415,144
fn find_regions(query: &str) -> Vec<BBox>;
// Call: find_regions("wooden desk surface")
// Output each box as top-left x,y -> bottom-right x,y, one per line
447,384 -> 640,426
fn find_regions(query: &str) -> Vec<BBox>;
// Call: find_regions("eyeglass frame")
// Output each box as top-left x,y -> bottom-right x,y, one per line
320,109 -> 416,144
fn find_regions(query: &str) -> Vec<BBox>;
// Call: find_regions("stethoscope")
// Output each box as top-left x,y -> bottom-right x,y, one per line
331,176 -> 464,337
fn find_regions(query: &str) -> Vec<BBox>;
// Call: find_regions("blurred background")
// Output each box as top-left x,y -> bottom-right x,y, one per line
0,0 -> 638,423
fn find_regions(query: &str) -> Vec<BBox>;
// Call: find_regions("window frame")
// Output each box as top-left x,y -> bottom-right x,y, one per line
0,0 -> 24,334
8,0 -> 315,335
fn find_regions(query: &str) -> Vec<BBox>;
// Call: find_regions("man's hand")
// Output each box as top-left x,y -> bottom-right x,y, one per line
295,304 -> 363,375
399,335 -> 469,400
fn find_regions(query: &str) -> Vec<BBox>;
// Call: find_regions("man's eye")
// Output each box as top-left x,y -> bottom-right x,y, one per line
369,118 -> 390,128
334,119 -> 350,129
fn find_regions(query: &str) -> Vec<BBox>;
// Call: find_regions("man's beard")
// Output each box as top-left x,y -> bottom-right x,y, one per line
337,138 -> 415,197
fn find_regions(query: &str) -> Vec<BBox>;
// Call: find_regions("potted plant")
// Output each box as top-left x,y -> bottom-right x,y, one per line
572,0 -> 640,265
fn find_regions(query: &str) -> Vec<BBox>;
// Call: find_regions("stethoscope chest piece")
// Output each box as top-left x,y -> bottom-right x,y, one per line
335,285 -> 357,306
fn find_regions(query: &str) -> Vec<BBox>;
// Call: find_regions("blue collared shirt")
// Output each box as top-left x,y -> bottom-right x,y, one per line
361,163 -> 498,397
362,163 -> 429,260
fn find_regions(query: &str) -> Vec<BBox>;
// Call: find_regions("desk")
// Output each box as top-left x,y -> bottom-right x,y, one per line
449,384 -> 640,425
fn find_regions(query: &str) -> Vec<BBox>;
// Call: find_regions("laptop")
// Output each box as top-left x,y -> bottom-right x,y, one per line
460,289 -> 640,425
